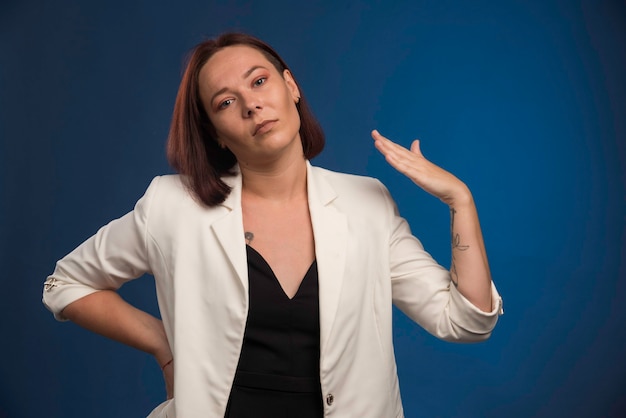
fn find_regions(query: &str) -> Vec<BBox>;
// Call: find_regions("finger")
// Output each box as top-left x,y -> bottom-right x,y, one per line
371,129 -> 397,147
410,140 -> 423,157
372,130 -> 410,156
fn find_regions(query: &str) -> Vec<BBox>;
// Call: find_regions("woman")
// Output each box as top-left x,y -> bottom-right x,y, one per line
43,33 -> 503,418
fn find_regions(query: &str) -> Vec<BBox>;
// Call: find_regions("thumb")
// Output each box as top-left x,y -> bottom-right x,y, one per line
410,139 -> 423,156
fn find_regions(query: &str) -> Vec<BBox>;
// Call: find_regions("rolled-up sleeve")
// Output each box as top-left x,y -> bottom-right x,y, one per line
42,177 -> 160,320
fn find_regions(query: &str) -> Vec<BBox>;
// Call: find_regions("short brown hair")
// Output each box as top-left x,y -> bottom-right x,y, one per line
166,33 -> 325,206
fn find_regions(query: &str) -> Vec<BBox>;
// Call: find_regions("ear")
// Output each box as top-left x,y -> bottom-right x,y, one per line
282,69 -> 300,103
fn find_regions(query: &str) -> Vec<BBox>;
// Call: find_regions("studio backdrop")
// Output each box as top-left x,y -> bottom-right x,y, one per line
1,1 -> 624,417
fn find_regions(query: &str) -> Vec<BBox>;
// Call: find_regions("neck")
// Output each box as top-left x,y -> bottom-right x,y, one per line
240,156 -> 308,202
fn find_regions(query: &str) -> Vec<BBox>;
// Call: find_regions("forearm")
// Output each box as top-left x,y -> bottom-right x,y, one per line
371,130 -> 495,312
62,290 -> 172,366
448,187 -> 493,312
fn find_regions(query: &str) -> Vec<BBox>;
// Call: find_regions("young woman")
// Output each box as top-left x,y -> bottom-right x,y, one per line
43,33 -> 503,418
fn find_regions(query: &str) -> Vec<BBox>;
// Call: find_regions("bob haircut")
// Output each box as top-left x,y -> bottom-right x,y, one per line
166,33 -> 325,207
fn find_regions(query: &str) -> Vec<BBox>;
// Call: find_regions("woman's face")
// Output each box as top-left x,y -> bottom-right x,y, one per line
198,45 -> 302,167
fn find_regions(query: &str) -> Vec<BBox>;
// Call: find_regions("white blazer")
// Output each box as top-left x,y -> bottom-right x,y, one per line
43,162 -> 502,418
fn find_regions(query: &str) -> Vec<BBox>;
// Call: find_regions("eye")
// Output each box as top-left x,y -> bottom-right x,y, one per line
218,98 -> 233,110
253,77 -> 267,87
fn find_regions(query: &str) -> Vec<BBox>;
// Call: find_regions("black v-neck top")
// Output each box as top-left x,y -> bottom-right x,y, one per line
225,245 -> 323,418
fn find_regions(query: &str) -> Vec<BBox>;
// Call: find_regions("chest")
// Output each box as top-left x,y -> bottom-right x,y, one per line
242,199 -> 315,299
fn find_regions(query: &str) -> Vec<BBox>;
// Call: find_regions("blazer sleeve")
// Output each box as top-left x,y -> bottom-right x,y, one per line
379,181 -> 503,342
42,177 -> 161,321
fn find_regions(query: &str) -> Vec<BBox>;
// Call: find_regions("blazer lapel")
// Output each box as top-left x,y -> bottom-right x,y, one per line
307,163 -> 348,356
208,163 -> 348,352
210,170 -> 249,294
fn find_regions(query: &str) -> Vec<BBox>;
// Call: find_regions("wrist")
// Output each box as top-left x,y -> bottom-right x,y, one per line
159,358 -> 173,370
446,184 -> 473,208
151,326 -> 172,367
153,343 -> 173,366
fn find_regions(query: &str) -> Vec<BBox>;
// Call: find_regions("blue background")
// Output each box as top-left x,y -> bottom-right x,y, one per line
1,0 -> 624,416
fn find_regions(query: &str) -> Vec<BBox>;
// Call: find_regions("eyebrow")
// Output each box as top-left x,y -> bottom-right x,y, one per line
210,65 -> 269,104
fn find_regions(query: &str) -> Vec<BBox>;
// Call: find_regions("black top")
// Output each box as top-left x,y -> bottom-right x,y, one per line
224,245 -> 323,418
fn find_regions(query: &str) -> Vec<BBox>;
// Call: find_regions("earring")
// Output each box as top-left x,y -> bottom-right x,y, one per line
296,97 -> 301,104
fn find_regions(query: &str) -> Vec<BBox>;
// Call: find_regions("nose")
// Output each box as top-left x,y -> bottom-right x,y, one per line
242,94 -> 262,117
244,105 -> 261,117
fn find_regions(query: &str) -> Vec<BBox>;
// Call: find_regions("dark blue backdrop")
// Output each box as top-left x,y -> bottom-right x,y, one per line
1,1 -> 624,417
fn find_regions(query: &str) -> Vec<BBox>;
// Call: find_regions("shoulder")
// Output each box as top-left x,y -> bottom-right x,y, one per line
309,164 -> 394,213
137,174 -> 206,216
311,166 -> 388,198
139,174 -> 188,204
146,174 -> 186,192
137,174 -> 228,233
311,165 -> 385,193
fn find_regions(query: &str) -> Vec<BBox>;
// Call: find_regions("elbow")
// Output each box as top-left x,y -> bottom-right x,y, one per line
41,274 -> 104,322
436,321 -> 495,343
434,303 -> 501,343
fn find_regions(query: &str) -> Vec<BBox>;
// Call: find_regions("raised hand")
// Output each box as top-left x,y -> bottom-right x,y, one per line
372,129 -> 494,312
371,129 -> 471,207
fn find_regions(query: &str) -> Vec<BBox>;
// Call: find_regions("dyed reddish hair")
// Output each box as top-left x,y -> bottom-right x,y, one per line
166,33 -> 325,206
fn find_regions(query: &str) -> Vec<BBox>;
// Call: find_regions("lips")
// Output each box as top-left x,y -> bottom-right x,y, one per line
253,120 -> 277,136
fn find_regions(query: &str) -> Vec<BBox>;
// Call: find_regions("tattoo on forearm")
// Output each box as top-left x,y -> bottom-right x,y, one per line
450,208 -> 469,287
452,233 -> 469,251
